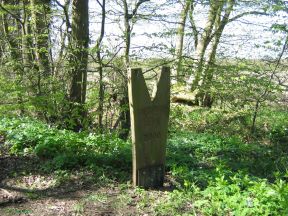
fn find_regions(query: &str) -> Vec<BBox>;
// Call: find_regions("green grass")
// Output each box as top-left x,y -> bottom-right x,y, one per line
0,117 -> 132,181
165,131 -> 288,215
170,104 -> 288,142
4,208 -> 33,215
0,105 -> 288,215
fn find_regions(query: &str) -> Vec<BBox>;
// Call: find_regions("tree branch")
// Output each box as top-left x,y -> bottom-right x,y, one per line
0,3 -> 23,25
96,0 -> 103,8
188,1 -> 198,49
229,11 -> 269,23
54,0 -> 71,29
130,0 -> 150,19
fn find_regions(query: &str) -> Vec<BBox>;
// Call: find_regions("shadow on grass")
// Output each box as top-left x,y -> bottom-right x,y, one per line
1,130 -> 287,199
166,131 -> 288,188
0,151 -> 132,204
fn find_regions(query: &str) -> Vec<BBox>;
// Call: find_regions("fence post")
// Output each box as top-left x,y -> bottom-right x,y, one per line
128,66 -> 170,188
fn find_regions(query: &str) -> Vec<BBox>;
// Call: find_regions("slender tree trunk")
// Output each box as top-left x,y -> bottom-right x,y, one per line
53,0 -> 71,77
118,0 -> 149,139
174,0 -> 192,82
69,0 -> 89,131
251,100 -> 260,133
30,0 -> 51,77
20,1 -> 31,114
96,0 -> 106,132
201,0 -> 235,107
118,0 -> 131,140
2,9 -> 19,61
187,0 -> 222,91
251,35 -> 288,133
21,1 -> 30,75
30,0 -> 52,120
188,2 -> 198,50
1,0 -> 24,114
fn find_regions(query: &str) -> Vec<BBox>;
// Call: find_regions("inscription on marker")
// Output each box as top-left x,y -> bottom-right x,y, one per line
128,67 -> 170,188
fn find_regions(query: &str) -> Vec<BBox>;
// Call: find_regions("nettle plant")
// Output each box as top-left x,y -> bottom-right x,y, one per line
0,117 -> 130,170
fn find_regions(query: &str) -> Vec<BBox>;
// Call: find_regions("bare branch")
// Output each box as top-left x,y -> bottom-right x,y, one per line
188,1 -> 198,49
126,0 -> 150,20
229,11 -> 269,23
54,0 -> 71,29
0,3 -> 23,25
96,0 -> 103,8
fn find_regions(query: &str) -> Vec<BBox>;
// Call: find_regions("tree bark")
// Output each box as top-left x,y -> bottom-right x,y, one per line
69,0 -> 89,131
201,0 -> 235,107
118,0 -> 131,140
96,0 -> 106,131
118,0 -> 150,139
188,2 -> 198,50
174,0 -> 192,82
30,0 -> 51,77
20,1 -> 30,114
187,0 -> 222,91
1,0 -> 24,114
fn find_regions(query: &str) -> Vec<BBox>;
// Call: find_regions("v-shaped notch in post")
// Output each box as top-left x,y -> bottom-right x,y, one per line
128,66 -> 170,107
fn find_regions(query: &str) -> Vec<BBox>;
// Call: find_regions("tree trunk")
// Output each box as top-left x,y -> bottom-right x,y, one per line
118,94 -> 130,139
201,0 -> 235,107
96,0 -> 106,132
187,0 -> 222,91
20,1 -> 31,114
118,0 -> 149,139
69,0 -> 89,131
1,0 -> 24,114
188,2 -> 198,50
30,0 -> 51,77
174,0 -> 192,83
29,0 -> 52,119
118,0 -> 131,140
21,1 -> 30,75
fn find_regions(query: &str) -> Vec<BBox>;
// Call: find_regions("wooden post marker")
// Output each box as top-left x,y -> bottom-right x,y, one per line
128,66 -> 170,188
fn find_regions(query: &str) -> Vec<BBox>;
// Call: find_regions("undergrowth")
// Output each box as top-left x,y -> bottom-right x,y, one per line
0,105 -> 288,215
0,117 -> 131,180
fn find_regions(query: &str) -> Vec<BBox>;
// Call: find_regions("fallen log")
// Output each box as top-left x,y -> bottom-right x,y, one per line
171,93 -> 198,106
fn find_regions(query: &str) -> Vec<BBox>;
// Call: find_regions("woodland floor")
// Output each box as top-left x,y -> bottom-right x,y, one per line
1,107 -> 287,215
0,136 -> 175,216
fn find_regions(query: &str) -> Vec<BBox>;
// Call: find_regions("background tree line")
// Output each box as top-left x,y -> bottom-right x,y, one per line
0,0 -> 287,137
